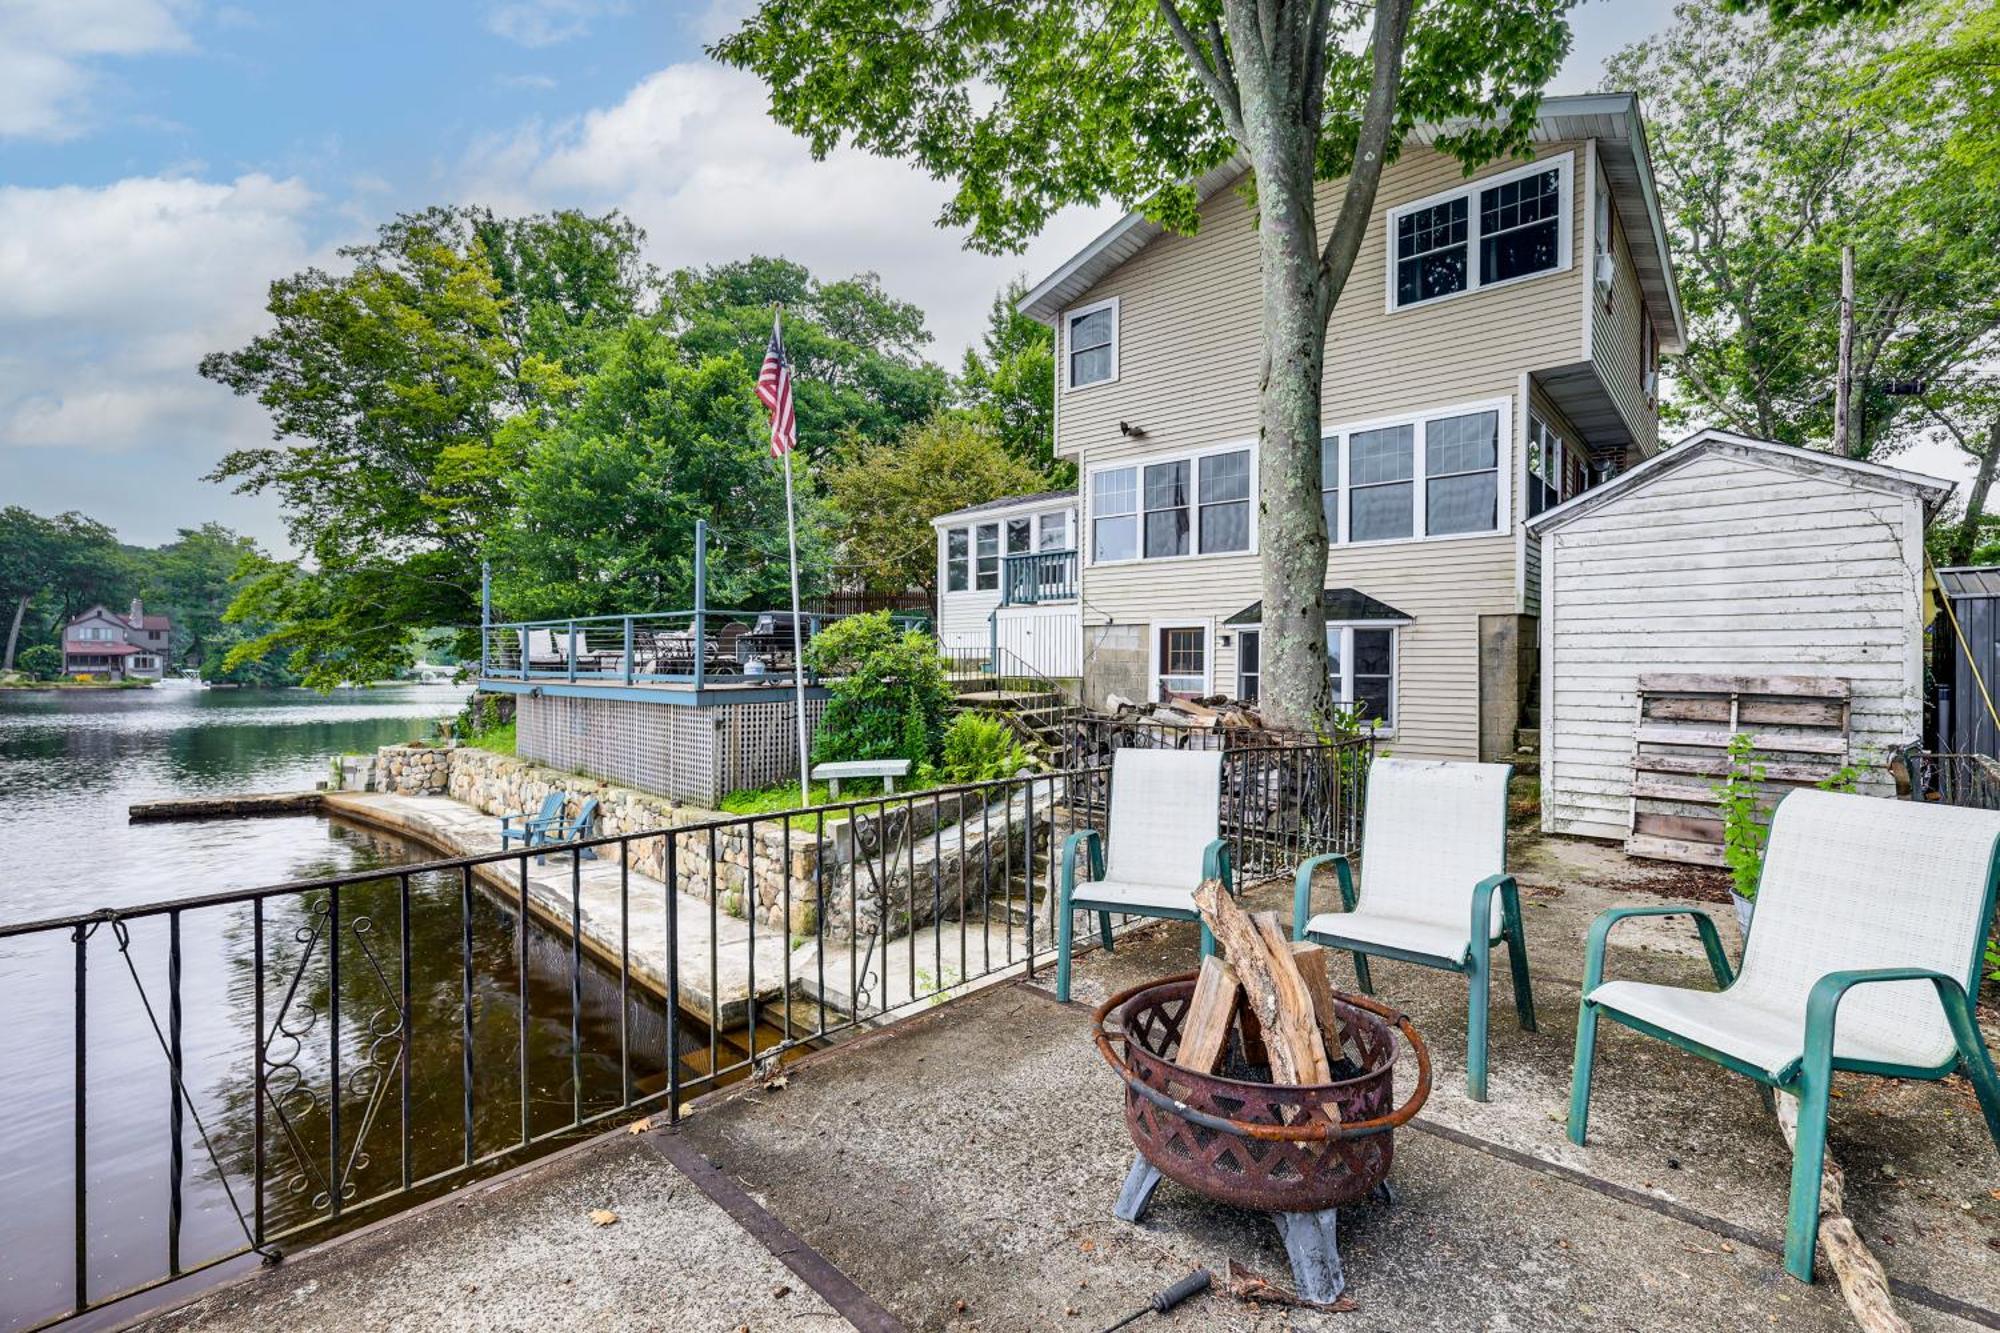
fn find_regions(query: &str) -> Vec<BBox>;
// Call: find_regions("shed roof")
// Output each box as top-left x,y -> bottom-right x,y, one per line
931,489 -> 1076,524
1224,588 -> 1412,626
1525,428 -> 1955,536
1019,92 -> 1686,354
1937,567 -> 2000,600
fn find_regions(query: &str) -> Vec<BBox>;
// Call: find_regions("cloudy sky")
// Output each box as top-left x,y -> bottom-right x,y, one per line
7,0 -> 1851,555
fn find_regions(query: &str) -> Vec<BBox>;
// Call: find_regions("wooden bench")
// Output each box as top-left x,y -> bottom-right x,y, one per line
809,758 -> 911,799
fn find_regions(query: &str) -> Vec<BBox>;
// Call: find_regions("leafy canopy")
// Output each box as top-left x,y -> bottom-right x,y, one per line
958,279 -> 1064,480
824,413 -> 1051,603
802,611 -> 953,769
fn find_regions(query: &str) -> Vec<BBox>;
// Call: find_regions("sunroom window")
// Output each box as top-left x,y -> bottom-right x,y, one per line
945,528 -> 969,592
974,522 -> 999,591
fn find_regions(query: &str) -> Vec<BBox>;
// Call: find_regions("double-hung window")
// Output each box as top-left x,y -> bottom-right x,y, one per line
945,528 -> 969,592
1005,516 -> 1032,557
1390,155 -> 1569,310
1423,410 -> 1500,536
1092,468 -> 1138,562
1143,461 -> 1190,558
1348,425 -> 1415,542
1065,298 -> 1117,388
1197,450 -> 1250,553
1319,435 -> 1339,539
974,522 -> 999,591
1157,626 -> 1207,700
1234,625 -> 1396,728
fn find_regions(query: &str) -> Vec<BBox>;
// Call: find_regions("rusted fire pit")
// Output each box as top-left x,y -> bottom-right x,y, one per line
1092,972 -> 1431,1304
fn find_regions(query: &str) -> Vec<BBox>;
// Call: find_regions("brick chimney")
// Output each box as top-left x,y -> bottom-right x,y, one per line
130,598 -> 144,625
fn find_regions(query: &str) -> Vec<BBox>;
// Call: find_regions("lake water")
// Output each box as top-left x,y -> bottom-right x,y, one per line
0,686 -> 681,1331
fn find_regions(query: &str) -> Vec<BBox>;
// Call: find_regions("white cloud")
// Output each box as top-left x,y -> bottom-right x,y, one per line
463,62 -> 1116,360
0,173 -> 320,548
0,0 -> 191,140
485,0 -> 626,48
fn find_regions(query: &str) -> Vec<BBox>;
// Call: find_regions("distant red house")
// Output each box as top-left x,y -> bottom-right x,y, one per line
64,599 -> 171,680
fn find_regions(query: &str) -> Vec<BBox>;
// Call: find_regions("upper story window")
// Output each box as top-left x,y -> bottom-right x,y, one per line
1091,446 -> 1253,565
1389,153 -> 1571,310
1323,402 -> 1508,545
1065,297 -> 1118,389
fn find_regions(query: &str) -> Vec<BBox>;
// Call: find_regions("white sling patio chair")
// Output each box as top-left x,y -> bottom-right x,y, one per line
1290,758 -> 1531,1100
1055,748 -> 1232,1003
1567,789 -> 2000,1283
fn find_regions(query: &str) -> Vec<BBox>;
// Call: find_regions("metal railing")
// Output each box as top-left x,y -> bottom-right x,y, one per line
1000,549 -> 1077,606
479,608 -> 927,687
1902,750 -> 2000,811
0,771 -> 1086,1332
0,744 -> 1366,1330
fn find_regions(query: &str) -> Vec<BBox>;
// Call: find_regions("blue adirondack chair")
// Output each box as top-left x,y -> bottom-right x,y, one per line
535,796 -> 600,863
498,792 -> 566,853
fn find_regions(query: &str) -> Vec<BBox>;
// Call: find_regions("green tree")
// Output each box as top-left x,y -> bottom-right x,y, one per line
16,643 -> 62,681
802,612 -> 953,769
140,524 -> 263,672
486,317 -> 822,619
824,414 -> 1049,604
0,508 -> 130,670
201,207 -> 652,688
1608,1 -> 2000,460
665,256 -> 950,461
959,279 -> 1063,479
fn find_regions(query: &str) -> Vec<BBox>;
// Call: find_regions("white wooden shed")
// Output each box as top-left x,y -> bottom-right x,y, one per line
1527,429 -> 1952,844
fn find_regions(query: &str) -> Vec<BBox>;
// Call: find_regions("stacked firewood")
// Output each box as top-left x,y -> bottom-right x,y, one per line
1179,879 -> 1354,1093
1102,693 -> 1271,731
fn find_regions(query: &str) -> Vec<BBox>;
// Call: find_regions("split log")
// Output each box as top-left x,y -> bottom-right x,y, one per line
1175,956 -> 1241,1074
1192,880 -> 1330,1089
1774,1092 -> 1910,1333
1288,941 -> 1355,1067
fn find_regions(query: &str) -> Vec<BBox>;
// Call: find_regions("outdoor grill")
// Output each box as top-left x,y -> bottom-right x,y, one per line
1092,972 -> 1431,1305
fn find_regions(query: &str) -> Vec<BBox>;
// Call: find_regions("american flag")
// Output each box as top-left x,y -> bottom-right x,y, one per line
756,312 -> 796,458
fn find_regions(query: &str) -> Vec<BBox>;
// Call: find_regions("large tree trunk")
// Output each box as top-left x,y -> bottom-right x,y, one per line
1949,417 -> 2000,566
1249,140 -> 1335,732
2,595 -> 26,673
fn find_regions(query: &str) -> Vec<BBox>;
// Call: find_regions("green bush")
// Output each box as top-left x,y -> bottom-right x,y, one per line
938,713 -> 1030,783
803,612 -> 952,769
17,644 -> 62,681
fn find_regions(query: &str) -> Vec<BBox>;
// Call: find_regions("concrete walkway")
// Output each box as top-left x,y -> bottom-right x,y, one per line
135,831 -> 2000,1332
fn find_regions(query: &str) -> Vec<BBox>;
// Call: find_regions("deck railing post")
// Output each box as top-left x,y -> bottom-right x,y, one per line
623,617 -> 634,685
692,519 -> 707,691
567,619 -> 578,684
480,560 -> 491,676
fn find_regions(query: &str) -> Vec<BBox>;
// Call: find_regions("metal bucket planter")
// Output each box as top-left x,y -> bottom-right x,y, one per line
1091,972 -> 1431,1304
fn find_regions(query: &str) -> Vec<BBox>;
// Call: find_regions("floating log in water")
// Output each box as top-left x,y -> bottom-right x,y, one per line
129,790 -> 325,821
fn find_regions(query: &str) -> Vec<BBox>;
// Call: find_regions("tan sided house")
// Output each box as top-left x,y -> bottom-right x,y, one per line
993,91 -> 1685,760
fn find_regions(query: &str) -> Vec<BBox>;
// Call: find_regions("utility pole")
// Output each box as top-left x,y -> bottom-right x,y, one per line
1835,244 -> 1855,456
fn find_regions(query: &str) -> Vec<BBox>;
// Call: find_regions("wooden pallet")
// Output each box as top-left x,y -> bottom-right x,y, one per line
1625,673 -> 1851,868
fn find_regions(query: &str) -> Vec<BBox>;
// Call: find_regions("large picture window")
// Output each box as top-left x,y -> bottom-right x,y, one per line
1065,298 -> 1118,388
1389,155 -> 1570,310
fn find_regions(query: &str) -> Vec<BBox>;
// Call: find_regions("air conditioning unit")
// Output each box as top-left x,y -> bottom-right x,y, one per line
1594,251 -> 1616,291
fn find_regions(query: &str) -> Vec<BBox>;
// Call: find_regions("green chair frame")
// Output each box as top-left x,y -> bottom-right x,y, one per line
1054,828 -> 1232,1003
1567,892 -> 2000,1283
1291,855 -> 1534,1100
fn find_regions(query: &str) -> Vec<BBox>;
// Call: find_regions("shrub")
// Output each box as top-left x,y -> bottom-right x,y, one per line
17,644 -> 61,681
803,612 -> 952,769
938,712 -> 1030,783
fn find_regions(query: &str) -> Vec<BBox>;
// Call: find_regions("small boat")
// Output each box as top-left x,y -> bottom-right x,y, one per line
157,669 -> 210,690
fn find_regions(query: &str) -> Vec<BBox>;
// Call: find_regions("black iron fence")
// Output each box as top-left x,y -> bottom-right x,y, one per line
0,747 -> 1366,1331
1902,750 -> 2000,811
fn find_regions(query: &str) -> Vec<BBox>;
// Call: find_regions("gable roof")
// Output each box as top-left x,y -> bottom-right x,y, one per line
1526,428 -> 1955,535
1019,92 -> 1685,354
931,488 -> 1076,524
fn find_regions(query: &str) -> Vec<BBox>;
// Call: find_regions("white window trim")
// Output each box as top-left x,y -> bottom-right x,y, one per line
1148,619 -> 1213,702
1085,439 -> 1259,568
1232,623 -> 1400,734
1383,150 -> 1574,313
1062,296 -> 1120,391
973,521 -> 1000,592
1322,396 -> 1513,548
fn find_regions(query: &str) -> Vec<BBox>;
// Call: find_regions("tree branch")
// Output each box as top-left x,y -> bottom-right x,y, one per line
1158,0 -> 1247,142
1315,0 -> 1413,326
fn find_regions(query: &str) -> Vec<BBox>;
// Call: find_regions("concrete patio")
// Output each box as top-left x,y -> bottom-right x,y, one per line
135,831 -> 2000,1332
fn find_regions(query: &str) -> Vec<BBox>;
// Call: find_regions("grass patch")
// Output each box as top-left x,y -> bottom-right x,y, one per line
718,775 -> 910,820
465,719 -> 516,756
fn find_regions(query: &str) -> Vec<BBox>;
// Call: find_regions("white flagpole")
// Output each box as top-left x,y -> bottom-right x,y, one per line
781,420 -> 812,812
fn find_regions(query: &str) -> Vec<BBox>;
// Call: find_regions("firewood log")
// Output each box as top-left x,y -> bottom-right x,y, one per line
1175,955 -> 1241,1074
1192,881 -> 1331,1090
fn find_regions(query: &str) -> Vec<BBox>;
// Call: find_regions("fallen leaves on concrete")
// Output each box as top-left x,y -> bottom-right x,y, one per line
588,1209 -> 619,1227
